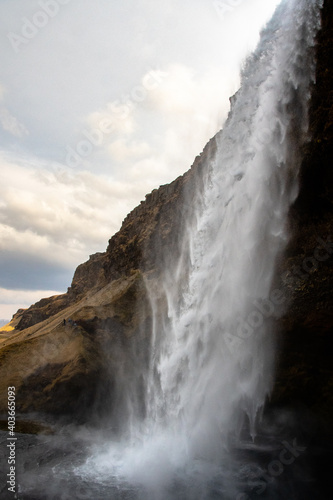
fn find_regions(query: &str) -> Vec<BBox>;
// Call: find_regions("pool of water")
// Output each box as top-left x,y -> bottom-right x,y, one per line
0,410 -> 331,500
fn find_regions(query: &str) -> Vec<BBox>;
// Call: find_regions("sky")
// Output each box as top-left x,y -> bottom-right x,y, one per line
0,0 -> 281,321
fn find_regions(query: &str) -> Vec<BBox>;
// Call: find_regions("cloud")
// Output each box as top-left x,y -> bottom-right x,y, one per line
0,288 -> 61,307
0,107 -> 29,138
76,67 -> 170,168
0,151 -> 163,318
0,288 -> 62,321
108,139 -> 151,163
75,62 -> 233,187
0,156 -> 133,250
128,156 -> 169,185
146,64 -> 198,115
97,63 -> 234,186
0,250 -> 71,292
0,84 -> 29,138
0,152 -> 166,294
0,0 -> 281,165
86,108 -> 136,139
146,64 -> 234,124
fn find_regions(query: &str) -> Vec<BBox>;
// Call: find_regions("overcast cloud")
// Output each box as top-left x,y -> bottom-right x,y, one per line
0,0 -> 280,320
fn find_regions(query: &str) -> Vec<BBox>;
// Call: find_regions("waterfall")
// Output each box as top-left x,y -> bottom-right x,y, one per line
144,0 -> 321,452
77,0 -> 323,498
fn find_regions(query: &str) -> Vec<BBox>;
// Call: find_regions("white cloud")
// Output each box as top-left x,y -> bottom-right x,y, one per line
146,64 -> 234,124
0,107 -> 29,137
79,67 -> 170,168
94,63 -> 235,186
0,288 -> 61,307
0,153 -> 163,274
128,156 -> 169,185
0,151 -> 163,318
108,139 -> 151,163
0,288 -> 62,321
76,62 -> 233,187
0,84 -> 29,138
86,108 -> 136,139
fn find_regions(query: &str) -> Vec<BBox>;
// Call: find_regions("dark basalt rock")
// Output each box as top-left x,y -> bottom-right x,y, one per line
271,0 -> 333,421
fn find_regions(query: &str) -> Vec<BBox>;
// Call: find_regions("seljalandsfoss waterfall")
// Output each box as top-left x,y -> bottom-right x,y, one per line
74,0 -> 322,498
6,0 -> 327,499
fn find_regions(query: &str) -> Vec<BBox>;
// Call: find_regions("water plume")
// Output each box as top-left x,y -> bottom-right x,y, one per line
76,0 -> 323,498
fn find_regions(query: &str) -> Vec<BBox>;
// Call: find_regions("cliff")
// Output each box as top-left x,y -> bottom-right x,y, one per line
271,0 -> 333,421
10,135 -> 217,333
0,136 -> 217,421
0,0 -> 331,428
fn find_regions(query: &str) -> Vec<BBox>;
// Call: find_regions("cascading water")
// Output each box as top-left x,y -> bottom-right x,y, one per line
74,0 -> 323,498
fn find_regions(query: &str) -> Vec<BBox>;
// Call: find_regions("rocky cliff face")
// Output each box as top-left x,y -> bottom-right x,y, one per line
0,271 -> 151,423
271,0 -> 333,421
0,136 -> 217,421
12,135 -> 217,333
0,1 -> 331,426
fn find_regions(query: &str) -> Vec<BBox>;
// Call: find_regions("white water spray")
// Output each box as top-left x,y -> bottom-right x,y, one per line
77,0 -> 322,497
